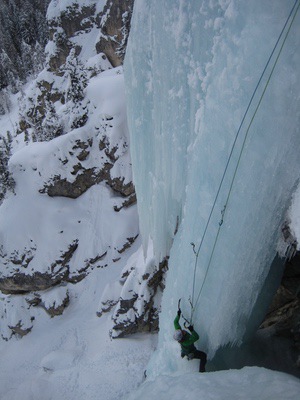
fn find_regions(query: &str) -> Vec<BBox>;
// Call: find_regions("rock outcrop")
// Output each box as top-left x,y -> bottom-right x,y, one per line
48,0 -> 134,72
97,246 -> 168,338
260,251 -> 300,370
26,287 -> 70,318
0,241 -> 80,294
95,0 -> 135,67
39,134 -> 135,200
9,321 -> 33,338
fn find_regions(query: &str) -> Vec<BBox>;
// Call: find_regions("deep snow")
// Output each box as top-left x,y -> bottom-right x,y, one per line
0,261 -> 157,400
127,367 -> 300,400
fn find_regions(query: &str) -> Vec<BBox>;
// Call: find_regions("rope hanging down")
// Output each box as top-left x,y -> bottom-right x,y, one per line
188,0 -> 300,324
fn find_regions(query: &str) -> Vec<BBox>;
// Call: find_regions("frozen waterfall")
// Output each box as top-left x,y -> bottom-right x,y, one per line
125,0 -> 300,376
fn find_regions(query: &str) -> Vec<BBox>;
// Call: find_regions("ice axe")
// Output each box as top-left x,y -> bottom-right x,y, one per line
177,298 -> 191,328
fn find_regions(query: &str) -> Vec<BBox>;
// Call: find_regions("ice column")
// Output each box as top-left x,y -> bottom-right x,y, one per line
125,0 -> 300,376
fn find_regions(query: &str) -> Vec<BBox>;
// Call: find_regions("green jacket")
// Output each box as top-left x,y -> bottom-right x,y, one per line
174,314 -> 199,356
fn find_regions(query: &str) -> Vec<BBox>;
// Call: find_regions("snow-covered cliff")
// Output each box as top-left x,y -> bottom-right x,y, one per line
0,1 -> 157,399
0,0 -> 138,338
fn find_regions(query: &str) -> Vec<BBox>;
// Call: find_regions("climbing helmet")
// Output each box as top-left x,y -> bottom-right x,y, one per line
173,329 -> 183,341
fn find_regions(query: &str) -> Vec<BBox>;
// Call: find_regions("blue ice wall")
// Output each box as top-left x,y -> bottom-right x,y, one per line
125,0 -> 300,375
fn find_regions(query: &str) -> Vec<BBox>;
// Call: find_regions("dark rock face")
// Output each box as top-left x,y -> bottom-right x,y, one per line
260,251 -> 300,370
39,133 -> 135,200
48,3 -> 96,72
8,321 -> 33,337
40,168 -> 107,199
96,0 -> 135,67
48,0 -> 135,73
0,241 -> 79,294
40,165 -> 135,199
0,271 -> 66,295
108,177 -> 135,198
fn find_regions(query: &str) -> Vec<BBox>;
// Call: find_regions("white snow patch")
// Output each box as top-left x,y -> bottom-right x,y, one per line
126,367 -> 300,400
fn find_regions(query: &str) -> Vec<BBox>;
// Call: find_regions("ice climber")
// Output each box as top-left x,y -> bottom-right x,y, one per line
173,308 -> 207,372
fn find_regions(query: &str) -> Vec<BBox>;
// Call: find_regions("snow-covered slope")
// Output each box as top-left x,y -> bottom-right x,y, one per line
0,242 -> 156,400
127,367 -> 300,400
0,0 -> 142,338
0,65 -> 138,331
0,1 -> 159,398
0,40 -> 156,400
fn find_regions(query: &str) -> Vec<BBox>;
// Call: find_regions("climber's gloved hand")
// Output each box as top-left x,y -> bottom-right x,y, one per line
177,309 -> 181,317
188,325 -> 194,331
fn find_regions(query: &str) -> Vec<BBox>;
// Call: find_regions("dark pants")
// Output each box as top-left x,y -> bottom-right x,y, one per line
193,350 -> 207,372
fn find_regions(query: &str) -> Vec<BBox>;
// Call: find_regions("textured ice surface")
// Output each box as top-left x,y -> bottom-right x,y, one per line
125,0 -> 300,375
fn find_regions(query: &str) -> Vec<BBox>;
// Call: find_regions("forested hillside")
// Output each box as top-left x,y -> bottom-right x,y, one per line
0,0 -> 50,95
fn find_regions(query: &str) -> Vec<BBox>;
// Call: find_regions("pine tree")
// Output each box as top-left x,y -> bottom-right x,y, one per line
63,49 -> 89,130
0,132 -> 15,204
65,49 -> 88,104
0,88 -> 11,115
42,97 -> 63,140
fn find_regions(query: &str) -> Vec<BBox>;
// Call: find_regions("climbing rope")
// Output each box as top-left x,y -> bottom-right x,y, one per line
189,0 -> 300,324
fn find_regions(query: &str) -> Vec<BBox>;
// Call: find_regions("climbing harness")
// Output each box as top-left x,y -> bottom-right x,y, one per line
186,0 -> 300,325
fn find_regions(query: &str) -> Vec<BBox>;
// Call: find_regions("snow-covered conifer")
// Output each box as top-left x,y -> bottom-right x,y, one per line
63,49 -> 89,130
0,132 -> 15,204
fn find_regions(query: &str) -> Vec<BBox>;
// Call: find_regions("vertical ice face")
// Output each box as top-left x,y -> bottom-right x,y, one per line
125,0 -> 300,375
124,0 -> 195,261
